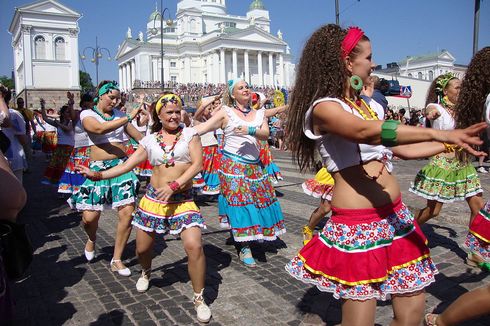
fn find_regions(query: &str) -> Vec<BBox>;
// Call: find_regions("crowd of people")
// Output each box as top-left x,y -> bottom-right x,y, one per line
1,24 -> 490,326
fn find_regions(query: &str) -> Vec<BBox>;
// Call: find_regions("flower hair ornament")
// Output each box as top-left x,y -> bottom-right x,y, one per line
435,72 -> 457,108
155,93 -> 183,114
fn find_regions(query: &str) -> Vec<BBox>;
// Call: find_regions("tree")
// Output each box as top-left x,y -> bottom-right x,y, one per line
79,70 -> 94,93
0,75 -> 14,90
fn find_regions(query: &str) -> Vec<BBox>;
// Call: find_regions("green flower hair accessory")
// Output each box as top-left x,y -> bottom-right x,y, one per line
435,72 -> 457,97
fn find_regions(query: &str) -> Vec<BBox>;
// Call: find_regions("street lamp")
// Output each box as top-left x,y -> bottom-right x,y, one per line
151,0 -> 173,90
81,36 -> 112,86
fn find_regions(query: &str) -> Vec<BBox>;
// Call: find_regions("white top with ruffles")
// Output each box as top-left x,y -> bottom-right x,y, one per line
304,97 -> 393,173
139,126 -> 197,166
222,105 -> 265,161
427,103 -> 455,131
80,108 -> 126,145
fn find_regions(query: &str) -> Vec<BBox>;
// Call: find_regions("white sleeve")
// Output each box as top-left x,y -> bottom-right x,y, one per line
485,94 -> 490,126
139,134 -> 152,149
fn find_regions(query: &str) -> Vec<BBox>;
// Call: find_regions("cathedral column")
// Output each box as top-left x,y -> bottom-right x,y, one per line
220,48 -> 225,83
118,66 -> 123,90
125,62 -> 131,91
278,53 -> 284,87
130,60 -> 135,89
206,54 -> 212,83
257,51 -> 263,86
184,56 -> 191,83
213,51 -> 220,84
22,25 -> 33,87
122,64 -> 127,91
268,52 -> 274,86
244,50 -> 250,84
232,49 -> 238,79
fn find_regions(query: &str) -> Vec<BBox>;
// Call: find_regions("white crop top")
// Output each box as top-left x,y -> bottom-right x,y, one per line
139,127 -> 197,166
74,120 -> 90,148
80,109 -> 127,145
222,105 -> 265,161
427,103 -> 455,131
304,97 -> 393,173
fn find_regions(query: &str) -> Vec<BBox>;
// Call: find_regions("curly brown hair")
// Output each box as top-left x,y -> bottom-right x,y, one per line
285,24 -> 369,172
425,76 -> 443,107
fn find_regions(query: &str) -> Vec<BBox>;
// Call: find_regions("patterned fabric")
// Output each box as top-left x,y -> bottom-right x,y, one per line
201,145 -> 221,195
465,200 -> 490,262
132,185 -> 206,234
68,158 -> 139,211
216,133 -> 225,154
218,152 -> 286,242
42,144 -> 74,185
126,138 -> 153,176
259,140 -> 283,182
32,131 -> 43,150
409,155 -> 482,202
302,167 -> 335,200
285,197 -> 438,301
58,146 -> 91,194
42,131 -> 57,153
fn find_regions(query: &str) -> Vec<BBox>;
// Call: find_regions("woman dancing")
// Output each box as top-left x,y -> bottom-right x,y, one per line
77,93 -> 211,322
284,24 -> 486,325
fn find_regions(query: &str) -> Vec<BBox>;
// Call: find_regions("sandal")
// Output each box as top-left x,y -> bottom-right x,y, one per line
110,259 -> 131,277
302,225 -> 313,246
239,246 -> 256,267
193,289 -> 212,323
424,313 -> 438,326
466,253 -> 490,272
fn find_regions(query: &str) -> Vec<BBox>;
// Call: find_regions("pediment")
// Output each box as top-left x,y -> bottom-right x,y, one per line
224,27 -> 284,45
438,51 -> 455,62
115,40 -> 141,59
19,0 -> 80,17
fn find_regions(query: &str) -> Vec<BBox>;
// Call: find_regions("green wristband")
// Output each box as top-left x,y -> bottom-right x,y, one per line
381,120 -> 400,147
126,113 -> 133,123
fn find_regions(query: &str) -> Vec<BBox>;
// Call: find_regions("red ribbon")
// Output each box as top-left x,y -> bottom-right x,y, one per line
341,26 -> 364,58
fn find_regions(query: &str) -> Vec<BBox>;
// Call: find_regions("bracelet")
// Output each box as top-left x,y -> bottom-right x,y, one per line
443,143 -> 460,153
126,113 -> 133,123
168,181 -> 180,192
381,120 -> 401,147
91,171 -> 103,181
247,126 -> 257,136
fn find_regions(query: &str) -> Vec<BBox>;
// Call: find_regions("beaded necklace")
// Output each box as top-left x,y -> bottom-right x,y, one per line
155,127 -> 183,167
344,98 -> 379,120
92,106 -> 115,121
233,104 -> 252,117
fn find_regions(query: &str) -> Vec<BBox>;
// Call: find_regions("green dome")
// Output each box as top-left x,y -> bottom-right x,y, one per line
249,0 -> 265,10
148,10 -> 159,22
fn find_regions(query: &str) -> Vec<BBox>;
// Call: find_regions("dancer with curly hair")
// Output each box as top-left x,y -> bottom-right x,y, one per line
284,24 -> 486,325
424,46 -> 490,326
410,73 -> 483,226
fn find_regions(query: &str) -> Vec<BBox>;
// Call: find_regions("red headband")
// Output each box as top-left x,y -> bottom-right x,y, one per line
341,26 -> 364,58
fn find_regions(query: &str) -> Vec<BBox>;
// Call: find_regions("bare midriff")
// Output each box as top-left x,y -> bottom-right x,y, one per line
89,142 -> 128,161
330,160 -> 401,209
149,162 -> 192,191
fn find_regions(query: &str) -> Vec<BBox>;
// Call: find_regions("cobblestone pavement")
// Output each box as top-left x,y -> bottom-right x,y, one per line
10,150 -> 490,325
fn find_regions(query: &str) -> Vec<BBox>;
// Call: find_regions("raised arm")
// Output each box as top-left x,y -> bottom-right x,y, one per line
194,97 -> 215,121
193,109 -> 226,135
82,108 -> 140,135
264,105 -> 288,118
124,122 -> 144,142
40,99 -> 59,127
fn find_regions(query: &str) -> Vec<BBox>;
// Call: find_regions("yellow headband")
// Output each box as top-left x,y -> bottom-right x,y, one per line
155,93 -> 183,114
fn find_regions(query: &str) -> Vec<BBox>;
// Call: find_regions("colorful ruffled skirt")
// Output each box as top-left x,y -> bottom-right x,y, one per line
259,140 -> 283,183
126,138 -> 153,177
68,157 -> 139,211
42,144 -> 74,185
201,145 -> 221,195
285,196 -> 438,301
302,167 -> 335,201
132,185 -> 206,235
409,155 -> 482,202
57,146 -> 91,194
41,131 -> 57,154
218,151 -> 286,242
465,200 -> 490,262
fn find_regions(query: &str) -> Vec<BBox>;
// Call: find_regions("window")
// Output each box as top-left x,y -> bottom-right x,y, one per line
163,27 -> 176,33
428,70 -> 434,81
170,61 -> 176,68
34,35 -> 46,59
408,73 -> 413,78
54,37 -> 65,61
171,76 -> 177,83
222,22 -> 236,28
418,72 -> 423,79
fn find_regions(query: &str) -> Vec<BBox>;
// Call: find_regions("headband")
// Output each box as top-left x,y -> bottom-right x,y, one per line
155,93 -> 183,114
228,78 -> 243,96
341,26 -> 365,58
94,81 -> 119,104
436,72 -> 457,95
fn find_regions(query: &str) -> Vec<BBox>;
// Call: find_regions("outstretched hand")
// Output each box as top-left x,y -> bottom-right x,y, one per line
74,165 -> 94,179
439,122 -> 488,157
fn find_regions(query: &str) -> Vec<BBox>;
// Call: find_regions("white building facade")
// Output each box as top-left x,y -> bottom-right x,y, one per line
115,0 -> 295,91
9,0 -> 81,107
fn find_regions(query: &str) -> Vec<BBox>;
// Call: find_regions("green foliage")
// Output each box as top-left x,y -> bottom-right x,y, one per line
80,70 -> 94,93
0,75 -> 14,90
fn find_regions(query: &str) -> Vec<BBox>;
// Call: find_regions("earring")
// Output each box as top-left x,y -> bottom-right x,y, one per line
350,75 -> 363,91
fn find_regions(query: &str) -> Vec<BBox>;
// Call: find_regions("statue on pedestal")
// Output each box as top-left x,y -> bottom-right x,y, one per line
277,29 -> 283,40
126,27 -> 132,39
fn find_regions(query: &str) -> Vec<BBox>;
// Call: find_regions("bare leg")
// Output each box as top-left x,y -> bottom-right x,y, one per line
415,200 -> 443,225
136,228 -> 155,271
341,299 -> 376,326
181,227 -> 206,293
309,200 -> 331,229
391,292 -> 425,326
82,210 -> 100,252
112,204 -> 134,268
435,285 -> 490,326
466,194 -> 483,226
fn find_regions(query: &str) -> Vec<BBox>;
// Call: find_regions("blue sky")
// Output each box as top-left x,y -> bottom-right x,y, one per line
1,0 -> 489,83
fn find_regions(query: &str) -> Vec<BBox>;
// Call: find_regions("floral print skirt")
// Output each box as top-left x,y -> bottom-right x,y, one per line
466,200 -> 490,262
201,145 -> 221,195
218,151 -> 286,242
259,140 -> 283,183
302,167 -> 335,201
285,196 -> 438,301
42,144 -> 74,185
58,146 -> 91,194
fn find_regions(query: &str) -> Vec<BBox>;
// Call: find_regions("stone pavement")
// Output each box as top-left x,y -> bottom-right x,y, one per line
9,150 -> 490,325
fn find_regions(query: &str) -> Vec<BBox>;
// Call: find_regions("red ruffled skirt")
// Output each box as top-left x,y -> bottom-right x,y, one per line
286,196 -> 438,300
465,200 -> 490,262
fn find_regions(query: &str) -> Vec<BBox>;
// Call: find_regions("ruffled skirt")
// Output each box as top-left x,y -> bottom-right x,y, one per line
465,200 -> 490,262
58,146 -> 90,194
302,167 -> 335,200
42,144 -> 74,185
259,141 -> 283,183
201,145 -> 221,195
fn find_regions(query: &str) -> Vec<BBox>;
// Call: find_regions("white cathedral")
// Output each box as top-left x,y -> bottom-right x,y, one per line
115,0 -> 295,91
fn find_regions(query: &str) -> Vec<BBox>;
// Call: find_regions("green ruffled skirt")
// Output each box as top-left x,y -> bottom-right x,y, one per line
409,155 -> 482,203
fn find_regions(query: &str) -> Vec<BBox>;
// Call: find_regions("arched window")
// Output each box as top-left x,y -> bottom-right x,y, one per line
34,35 -> 46,59
54,37 -> 65,61
428,70 -> 434,81
418,72 -> 423,79
408,73 -> 413,78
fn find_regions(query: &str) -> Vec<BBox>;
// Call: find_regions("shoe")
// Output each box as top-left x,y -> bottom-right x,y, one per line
477,166 -> 488,173
110,259 -> 131,276
466,253 -> 490,271
136,269 -> 151,293
84,239 -> 95,262
193,289 -> 212,323
239,246 -> 256,267
302,225 -> 313,246
424,313 -> 438,326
